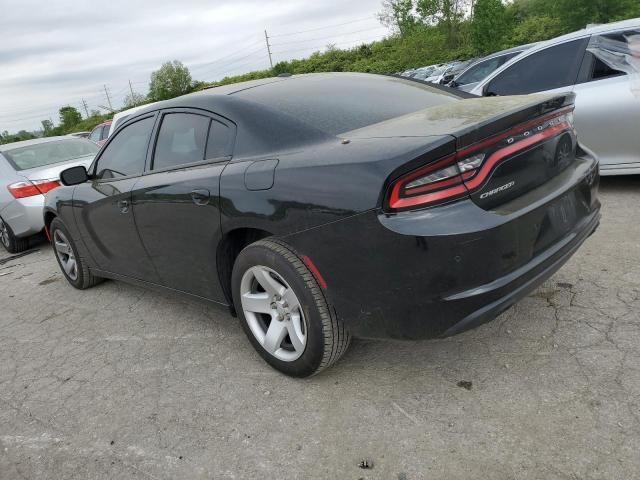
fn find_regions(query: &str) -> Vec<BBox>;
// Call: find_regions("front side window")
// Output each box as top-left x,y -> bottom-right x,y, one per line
153,113 -> 210,170
457,57 -> 503,85
94,116 -> 154,179
486,39 -> 588,95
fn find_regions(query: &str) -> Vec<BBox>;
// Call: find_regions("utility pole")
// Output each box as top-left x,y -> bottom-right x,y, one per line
81,99 -> 89,118
103,84 -> 113,111
264,29 -> 273,68
128,79 -> 136,106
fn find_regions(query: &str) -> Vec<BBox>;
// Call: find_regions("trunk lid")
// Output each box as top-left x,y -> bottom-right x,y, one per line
20,155 -> 95,182
344,93 -> 577,211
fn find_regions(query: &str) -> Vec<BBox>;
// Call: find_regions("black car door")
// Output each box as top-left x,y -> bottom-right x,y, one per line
130,109 -> 235,302
73,114 -> 160,282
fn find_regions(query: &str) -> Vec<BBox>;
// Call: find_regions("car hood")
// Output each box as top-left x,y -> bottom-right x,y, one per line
18,155 -> 95,181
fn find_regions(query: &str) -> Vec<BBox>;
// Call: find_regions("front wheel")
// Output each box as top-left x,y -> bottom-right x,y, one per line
232,239 -> 351,377
50,218 -> 102,289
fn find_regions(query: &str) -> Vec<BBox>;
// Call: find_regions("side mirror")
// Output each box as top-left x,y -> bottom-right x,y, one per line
60,166 -> 89,186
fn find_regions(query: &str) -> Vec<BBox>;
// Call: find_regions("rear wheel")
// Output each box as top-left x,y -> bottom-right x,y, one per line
232,239 -> 351,377
50,218 -> 102,289
0,216 -> 29,254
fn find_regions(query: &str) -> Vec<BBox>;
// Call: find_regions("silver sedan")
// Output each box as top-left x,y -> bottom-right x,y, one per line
469,18 -> 640,176
0,137 -> 98,253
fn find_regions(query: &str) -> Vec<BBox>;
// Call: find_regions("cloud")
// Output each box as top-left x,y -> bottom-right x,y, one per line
0,0 -> 387,132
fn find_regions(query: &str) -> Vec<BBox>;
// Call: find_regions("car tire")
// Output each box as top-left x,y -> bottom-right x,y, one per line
232,239 -> 351,377
50,218 -> 102,289
0,216 -> 29,254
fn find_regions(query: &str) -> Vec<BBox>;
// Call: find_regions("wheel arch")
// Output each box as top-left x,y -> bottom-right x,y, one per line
217,227 -> 274,314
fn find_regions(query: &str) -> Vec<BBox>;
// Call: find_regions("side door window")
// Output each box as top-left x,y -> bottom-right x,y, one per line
94,116 -> 155,179
152,113 -> 210,171
577,29 -> 640,84
485,38 -> 589,96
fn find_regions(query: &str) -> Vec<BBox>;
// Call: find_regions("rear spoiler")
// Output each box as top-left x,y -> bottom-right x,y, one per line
453,93 -> 575,150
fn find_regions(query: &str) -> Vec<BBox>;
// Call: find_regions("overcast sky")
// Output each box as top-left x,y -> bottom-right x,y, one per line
0,0 -> 388,133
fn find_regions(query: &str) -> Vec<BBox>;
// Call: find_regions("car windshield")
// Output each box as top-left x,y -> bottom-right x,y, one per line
3,139 -> 99,171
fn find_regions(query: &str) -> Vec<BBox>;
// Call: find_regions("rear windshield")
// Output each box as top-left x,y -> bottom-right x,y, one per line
233,74 -> 460,135
2,139 -> 99,171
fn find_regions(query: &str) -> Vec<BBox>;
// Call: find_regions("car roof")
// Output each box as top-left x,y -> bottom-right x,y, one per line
516,18 -> 640,56
121,72 -> 464,156
0,136 -> 86,152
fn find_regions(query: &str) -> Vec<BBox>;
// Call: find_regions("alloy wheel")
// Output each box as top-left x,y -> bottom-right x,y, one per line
240,265 -> 307,362
0,218 -> 9,249
53,229 -> 78,281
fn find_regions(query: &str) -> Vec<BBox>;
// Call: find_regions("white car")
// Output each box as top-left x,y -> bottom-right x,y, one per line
0,137 -> 98,252
108,103 -> 158,137
469,18 -> 640,176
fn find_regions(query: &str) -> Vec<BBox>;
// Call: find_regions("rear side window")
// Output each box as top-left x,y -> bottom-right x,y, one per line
486,39 -> 588,95
152,113 -> 210,170
100,125 -> 110,141
578,29 -> 640,83
89,127 -> 102,142
94,116 -> 154,179
206,121 -> 233,159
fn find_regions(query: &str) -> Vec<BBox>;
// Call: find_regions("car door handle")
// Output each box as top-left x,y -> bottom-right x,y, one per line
191,189 -> 211,206
118,200 -> 130,213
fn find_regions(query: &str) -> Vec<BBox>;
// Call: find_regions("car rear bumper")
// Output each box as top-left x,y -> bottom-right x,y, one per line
0,196 -> 45,237
285,153 -> 600,340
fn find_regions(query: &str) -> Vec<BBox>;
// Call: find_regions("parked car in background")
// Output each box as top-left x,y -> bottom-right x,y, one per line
439,59 -> 477,85
108,103 -> 158,137
44,73 -> 599,376
449,44 -> 538,91
411,65 -> 438,81
424,62 -> 461,83
469,18 -> 640,175
67,131 -> 91,138
88,120 -> 112,146
0,137 -> 98,252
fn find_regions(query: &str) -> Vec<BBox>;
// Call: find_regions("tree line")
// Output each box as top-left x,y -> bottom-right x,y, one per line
2,0 -> 638,144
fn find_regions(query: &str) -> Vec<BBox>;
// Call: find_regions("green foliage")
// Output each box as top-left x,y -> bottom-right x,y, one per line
0,130 -> 37,145
123,91 -> 146,109
4,0 -> 640,145
378,0 -> 418,35
148,60 -> 193,101
472,0 -> 509,54
41,119 -> 54,135
507,14 -> 564,46
59,106 -> 82,130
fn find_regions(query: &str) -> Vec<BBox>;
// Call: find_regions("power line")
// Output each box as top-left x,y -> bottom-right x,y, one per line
270,26 -> 387,47
191,39 -> 265,69
269,16 -> 375,37
196,47 -> 266,77
272,35 -> 385,57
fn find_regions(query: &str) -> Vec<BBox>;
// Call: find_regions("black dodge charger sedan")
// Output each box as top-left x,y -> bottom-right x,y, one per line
44,73 -> 600,377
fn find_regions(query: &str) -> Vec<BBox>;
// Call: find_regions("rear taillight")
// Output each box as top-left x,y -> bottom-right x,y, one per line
7,179 -> 61,199
386,108 -> 574,212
